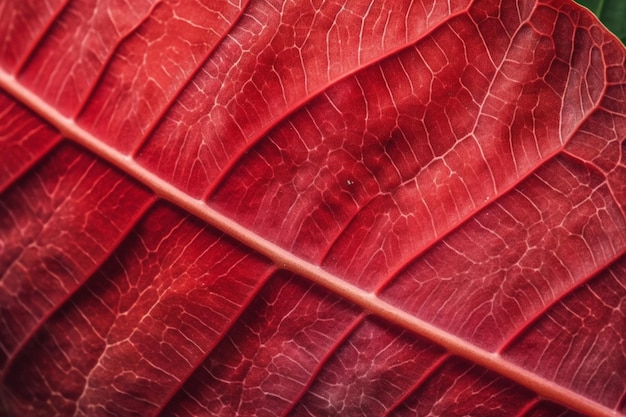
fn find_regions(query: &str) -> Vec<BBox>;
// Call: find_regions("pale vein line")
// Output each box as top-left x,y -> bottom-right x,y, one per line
13,0 -> 72,75
0,69 -> 619,417
202,3 -> 475,200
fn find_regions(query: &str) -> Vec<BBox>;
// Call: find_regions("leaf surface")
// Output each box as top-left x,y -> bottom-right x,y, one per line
1,0 -> 625,416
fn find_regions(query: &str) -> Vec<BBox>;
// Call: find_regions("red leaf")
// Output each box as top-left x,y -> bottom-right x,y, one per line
1,0 -> 625,416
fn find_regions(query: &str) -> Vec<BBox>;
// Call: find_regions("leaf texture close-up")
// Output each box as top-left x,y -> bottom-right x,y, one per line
0,0 -> 625,416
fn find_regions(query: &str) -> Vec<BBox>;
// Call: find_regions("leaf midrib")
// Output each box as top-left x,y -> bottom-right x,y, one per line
0,68 -> 617,417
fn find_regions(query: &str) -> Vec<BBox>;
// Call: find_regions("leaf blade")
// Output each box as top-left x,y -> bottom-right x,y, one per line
1,0 -> 625,416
